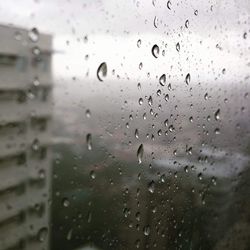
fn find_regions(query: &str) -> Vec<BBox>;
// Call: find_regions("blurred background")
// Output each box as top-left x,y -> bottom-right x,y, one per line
0,0 -> 249,249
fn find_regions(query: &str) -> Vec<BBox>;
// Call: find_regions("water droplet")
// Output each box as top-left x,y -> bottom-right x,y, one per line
243,32 -> 247,39
66,229 -> 73,241
89,170 -> 96,179
160,174 -> 166,183
214,128 -> 220,135
62,198 -> 70,207
152,44 -> 160,58
194,9 -> 198,16
85,109 -> 91,118
204,93 -> 208,100
134,129 -> 139,139
185,19 -> 189,28
137,82 -> 141,89
185,73 -> 191,85
86,133 -> 92,150
214,109 -> 220,121
137,144 -> 144,164
31,139 -> 40,151
189,116 -> 193,122
153,16 -> 158,28
157,89 -> 161,96
139,62 -> 143,70
159,74 -> 166,86
97,62 -> 107,81
37,227 -> 48,242
143,113 -> 147,120
165,94 -> 169,102
135,239 -> 141,248
32,46 -> 41,56
176,42 -> 180,52
168,83 -> 172,90
137,39 -> 141,48
139,98 -> 143,105
148,180 -> 155,193
164,119 -> 168,127
33,76 -> 40,86
28,27 -> 39,42
143,225 -> 151,236
14,31 -> 22,41
148,96 -> 153,106
167,0 -> 171,10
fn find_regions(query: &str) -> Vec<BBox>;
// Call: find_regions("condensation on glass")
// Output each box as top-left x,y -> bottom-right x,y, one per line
0,0 -> 249,250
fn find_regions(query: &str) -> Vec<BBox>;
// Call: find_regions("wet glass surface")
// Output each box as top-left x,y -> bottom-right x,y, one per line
0,0 -> 249,249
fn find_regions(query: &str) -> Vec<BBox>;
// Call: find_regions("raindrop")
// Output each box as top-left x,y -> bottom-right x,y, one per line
214,128 -> 220,134
185,73 -> 191,85
28,27 -> 39,42
157,89 -> 161,96
89,170 -> 96,179
168,83 -> 172,90
214,109 -> 220,121
164,119 -> 168,127
137,144 -> 144,164
37,227 -> 48,242
204,93 -> 208,100
62,198 -> 70,207
139,98 -> 143,105
33,76 -> 40,86
185,19 -> 189,28
165,94 -> 169,102
143,225 -> 151,236
32,46 -> 41,56
143,113 -> 147,120
66,229 -> 73,241
86,133 -> 92,150
31,139 -> 40,151
194,9 -> 198,16
153,16 -> 158,28
14,31 -> 22,41
97,62 -> 107,81
176,42 -> 180,52
152,44 -> 160,58
167,0 -> 172,10
189,116 -> 193,122
85,109 -> 91,118
139,62 -> 143,70
135,129 -> 139,139
159,74 -> 166,86
148,96 -> 153,106
148,180 -> 155,193
137,39 -> 141,48
160,174 -> 166,183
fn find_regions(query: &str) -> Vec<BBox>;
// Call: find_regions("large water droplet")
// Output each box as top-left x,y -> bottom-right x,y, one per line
167,0 -> 171,10
152,44 -> 160,58
28,27 -> 39,42
137,144 -> 144,164
86,133 -> 92,150
97,62 -> 107,81
159,74 -> 166,86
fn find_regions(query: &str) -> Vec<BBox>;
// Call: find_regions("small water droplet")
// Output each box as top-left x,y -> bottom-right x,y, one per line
32,46 -> 41,56
185,73 -> 191,85
176,42 -> 180,52
157,89 -> 161,96
165,94 -> 169,102
160,174 -> 166,183
137,39 -> 141,48
214,128 -> 220,134
143,225 -> 151,236
66,229 -> 73,241
194,9 -> 198,16
137,144 -> 144,164
148,180 -> 155,193
85,109 -> 91,118
139,98 -> 143,105
62,198 -> 70,207
139,62 -> 143,70
86,133 -> 92,150
89,170 -> 96,179
31,139 -> 40,151
135,129 -> 139,139
185,19 -> 189,28
204,93 -> 208,100
97,62 -> 107,81
28,27 -> 39,42
153,16 -> 158,28
159,74 -> 166,86
214,109 -> 220,121
148,96 -> 153,106
152,44 -> 160,58
37,227 -> 48,242
189,116 -> 193,122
